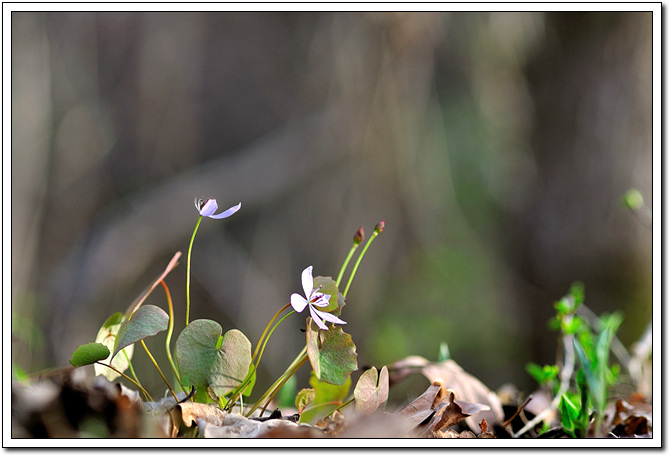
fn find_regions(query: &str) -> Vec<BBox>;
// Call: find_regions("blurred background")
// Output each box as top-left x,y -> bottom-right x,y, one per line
11,11 -> 652,400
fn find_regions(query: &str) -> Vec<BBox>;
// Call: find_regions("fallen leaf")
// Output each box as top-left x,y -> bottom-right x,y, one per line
390,356 -> 504,433
353,366 -> 389,415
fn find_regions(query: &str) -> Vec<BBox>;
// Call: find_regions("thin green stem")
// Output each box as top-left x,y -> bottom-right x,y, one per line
259,353 -> 309,417
185,215 -> 203,326
227,308 -> 296,410
252,303 -> 291,364
303,398 -> 354,419
140,340 -> 179,403
160,280 -> 185,392
336,245 -> 359,287
96,362 -> 153,402
343,231 -> 379,297
246,347 -> 308,417
122,350 -> 142,388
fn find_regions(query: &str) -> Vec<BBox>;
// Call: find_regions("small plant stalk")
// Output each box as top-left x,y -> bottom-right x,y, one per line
258,352 -> 309,417
227,308 -> 296,410
343,221 -> 384,297
140,340 -> 179,402
246,347 -> 308,417
336,227 -> 364,287
185,215 -> 203,326
160,280 -> 185,392
96,362 -> 153,402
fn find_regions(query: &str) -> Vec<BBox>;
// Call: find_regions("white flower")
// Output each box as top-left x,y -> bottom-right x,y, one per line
194,197 -> 241,219
290,266 -> 346,330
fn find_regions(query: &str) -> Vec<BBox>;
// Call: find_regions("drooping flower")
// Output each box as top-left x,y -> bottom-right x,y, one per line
194,197 -> 241,219
291,266 -> 346,330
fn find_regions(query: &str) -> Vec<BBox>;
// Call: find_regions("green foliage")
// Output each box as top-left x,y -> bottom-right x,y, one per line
528,283 -> 623,438
295,387 -> 316,412
111,305 -> 169,361
313,276 -> 346,316
299,371 -> 352,424
306,318 -> 358,385
525,362 -> 558,385
175,319 -> 252,401
93,312 -> 134,381
66,214 -> 382,424
70,343 -> 111,367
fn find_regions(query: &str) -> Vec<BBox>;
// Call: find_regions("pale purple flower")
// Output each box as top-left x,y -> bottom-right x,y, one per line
291,266 -> 346,330
194,197 -> 241,219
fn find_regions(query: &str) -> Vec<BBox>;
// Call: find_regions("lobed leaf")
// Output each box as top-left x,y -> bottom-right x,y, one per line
175,319 -> 252,400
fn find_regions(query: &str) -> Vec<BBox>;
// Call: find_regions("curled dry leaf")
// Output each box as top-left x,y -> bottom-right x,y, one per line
396,382 -> 443,428
389,355 -> 504,433
396,381 -> 492,437
427,390 -> 490,437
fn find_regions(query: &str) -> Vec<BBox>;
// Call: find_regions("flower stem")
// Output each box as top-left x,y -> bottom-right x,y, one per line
96,362 -> 153,401
160,280 -> 185,392
259,352 -> 309,417
336,245 -> 359,288
185,215 -> 203,326
246,346 -> 308,417
343,223 -> 383,297
336,227 -> 364,287
140,339 -> 179,403
252,303 -> 291,364
122,350 -> 141,387
226,307 -> 295,410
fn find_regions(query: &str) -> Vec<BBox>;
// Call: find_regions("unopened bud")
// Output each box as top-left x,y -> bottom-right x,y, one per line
622,188 -> 644,211
353,227 -> 365,246
374,220 -> 385,235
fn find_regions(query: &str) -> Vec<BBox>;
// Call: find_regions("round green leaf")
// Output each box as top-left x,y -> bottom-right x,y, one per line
70,343 -> 111,367
111,305 -> 168,361
306,318 -> 357,385
209,329 -> 252,398
175,319 -> 252,399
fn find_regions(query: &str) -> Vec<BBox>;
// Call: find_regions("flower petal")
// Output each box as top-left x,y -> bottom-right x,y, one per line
290,293 -> 308,313
199,199 -> 218,217
309,306 -> 329,330
301,266 -> 314,298
310,293 -> 331,308
311,307 -> 346,326
208,202 -> 241,219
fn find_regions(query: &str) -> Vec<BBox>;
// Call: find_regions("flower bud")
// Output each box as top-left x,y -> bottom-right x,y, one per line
353,227 -> 365,246
374,220 -> 385,235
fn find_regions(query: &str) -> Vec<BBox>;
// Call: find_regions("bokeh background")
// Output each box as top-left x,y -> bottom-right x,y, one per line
12,11 -> 653,401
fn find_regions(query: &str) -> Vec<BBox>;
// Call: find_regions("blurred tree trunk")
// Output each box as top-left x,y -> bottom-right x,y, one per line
509,12 -> 652,365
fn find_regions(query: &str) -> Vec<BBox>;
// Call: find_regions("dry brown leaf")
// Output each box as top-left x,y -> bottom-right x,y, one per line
396,382 -> 442,427
390,356 -> 504,433
428,390 -> 471,434
176,402 -> 227,428
200,413 -> 324,438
